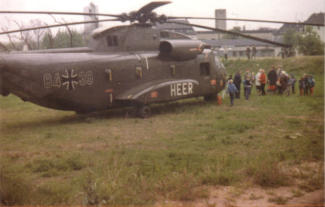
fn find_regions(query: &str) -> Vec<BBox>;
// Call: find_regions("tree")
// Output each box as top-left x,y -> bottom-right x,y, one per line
283,26 -> 324,56
42,29 -> 85,49
30,19 -> 45,49
1,18 -> 48,51
283,29 -> 300,48
298,26 -> 324,56
224,26 -> 241,39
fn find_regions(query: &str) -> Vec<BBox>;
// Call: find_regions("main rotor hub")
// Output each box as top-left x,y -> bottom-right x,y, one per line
118,1 -> 170,24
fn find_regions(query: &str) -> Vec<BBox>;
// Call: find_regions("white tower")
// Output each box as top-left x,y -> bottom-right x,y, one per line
215,9 -> 226,39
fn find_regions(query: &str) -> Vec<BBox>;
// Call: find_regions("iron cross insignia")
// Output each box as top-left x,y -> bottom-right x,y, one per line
62,69 -> 78,90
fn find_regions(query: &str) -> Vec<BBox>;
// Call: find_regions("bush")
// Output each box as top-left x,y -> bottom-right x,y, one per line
250,162 -> 292,187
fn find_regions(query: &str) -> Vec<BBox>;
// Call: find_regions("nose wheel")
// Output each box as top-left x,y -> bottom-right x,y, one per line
204,94 -> 217,101
136,104 -> 151,118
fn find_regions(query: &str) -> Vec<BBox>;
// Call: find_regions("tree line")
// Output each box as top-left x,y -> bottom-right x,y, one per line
0,18 -> 86,51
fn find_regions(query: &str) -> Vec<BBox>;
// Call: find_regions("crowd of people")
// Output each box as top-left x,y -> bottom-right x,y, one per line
225,65 -> 315,106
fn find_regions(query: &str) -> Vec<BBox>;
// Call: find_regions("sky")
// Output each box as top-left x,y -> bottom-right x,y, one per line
0,0 -> 324,40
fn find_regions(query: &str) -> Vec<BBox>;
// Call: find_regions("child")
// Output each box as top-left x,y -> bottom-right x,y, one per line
227,80 -> 238,106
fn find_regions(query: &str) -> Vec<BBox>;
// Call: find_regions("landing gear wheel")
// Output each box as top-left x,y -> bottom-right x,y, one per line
204,94 -> 217,102
137,105 -> 151,118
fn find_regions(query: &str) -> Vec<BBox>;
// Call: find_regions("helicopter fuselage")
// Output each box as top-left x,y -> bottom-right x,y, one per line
0,49 -> 226,113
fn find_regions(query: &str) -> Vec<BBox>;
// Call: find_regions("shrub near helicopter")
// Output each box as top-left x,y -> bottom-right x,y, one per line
0,1 -> 322,118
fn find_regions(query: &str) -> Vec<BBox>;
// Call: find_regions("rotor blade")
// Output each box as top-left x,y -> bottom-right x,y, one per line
168,21 -> 291,48
169,16 -> 325,27
0,10 -> 121,18
0,18 -> 119,35
137,1 -> 171,15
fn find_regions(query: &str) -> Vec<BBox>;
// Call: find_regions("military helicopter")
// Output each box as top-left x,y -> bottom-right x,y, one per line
0,1 -> 322,118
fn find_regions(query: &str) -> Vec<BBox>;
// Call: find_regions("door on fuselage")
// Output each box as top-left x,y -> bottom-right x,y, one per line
198,62 -> 214,93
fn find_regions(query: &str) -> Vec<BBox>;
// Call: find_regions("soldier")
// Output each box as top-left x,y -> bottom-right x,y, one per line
246,47 -> 251,60
252,46 -> 257,59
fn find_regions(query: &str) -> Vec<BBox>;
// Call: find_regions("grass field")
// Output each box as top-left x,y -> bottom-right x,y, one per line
0,56 -> 323,205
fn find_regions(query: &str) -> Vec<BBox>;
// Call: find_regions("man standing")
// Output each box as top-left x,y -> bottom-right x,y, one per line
246,47 -> 251,60
252,46 -> 257,59
234,71 -> 242,99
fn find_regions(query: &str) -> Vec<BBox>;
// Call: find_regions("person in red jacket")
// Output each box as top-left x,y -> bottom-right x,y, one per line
259,69 -> 266,95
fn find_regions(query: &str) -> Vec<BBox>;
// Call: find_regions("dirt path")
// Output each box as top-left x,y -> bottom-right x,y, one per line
156,188 -> 324,207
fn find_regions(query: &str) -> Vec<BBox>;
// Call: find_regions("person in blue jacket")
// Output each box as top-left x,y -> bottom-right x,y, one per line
227,80 -> 238,106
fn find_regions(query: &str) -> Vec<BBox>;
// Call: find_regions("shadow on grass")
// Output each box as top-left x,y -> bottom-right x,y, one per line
2,98 -> 214,131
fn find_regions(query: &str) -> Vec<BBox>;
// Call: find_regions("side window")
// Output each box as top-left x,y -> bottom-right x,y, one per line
136,66 -> 143,79
106,35 -> 118,47
200,63 -> 210,76
170,64 -> 176,76
160,31 -> 169,38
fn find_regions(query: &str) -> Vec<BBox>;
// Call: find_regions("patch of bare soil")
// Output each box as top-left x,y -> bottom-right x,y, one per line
155,162 -> 324,207
155,187 -> 324,207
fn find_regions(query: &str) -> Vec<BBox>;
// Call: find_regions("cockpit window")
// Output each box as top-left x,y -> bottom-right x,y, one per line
106,35 -> 118,47
160,31 -> 169,38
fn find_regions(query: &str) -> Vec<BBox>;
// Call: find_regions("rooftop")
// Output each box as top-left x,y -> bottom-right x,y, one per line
203,38 -> 276,47
305,12 -> 325,25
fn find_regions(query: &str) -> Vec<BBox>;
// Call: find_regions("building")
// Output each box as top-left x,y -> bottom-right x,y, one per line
215,9 -> 227,39
215,9 -> 227,30
304,12 -> 325,42
203,39 -> 281,58
197,28 -> 277,41
197,27 -> 280,57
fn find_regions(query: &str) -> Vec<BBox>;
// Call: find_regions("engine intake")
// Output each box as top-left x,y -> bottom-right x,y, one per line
159,40 -> 206,61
